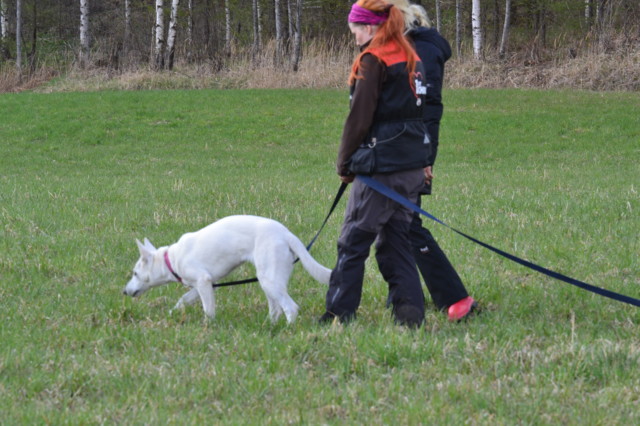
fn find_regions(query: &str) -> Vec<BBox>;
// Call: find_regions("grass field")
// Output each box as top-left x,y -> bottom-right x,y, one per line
1,88 -> 639,424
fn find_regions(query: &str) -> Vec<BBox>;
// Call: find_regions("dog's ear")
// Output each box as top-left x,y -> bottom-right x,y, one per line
143,237 -> 157,252
136,238 -> 155,258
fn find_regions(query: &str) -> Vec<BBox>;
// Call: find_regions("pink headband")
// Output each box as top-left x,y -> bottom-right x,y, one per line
348,4 -> 389,26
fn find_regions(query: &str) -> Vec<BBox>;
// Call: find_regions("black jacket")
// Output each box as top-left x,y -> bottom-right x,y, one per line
339,41 -> 430,176
409,27 -> 452,167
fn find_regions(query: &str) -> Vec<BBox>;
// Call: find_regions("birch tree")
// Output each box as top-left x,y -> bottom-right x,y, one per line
274,0 -> 284,64
27,0 -> 37,71
124,0 -> 131,54
472,0 -> 483,60
287,0 -> 293,40
165,0 -> 180,70
257,1 -> 263,49
16,0 -> 22,73
252,0 -> 261,62
154,0 -> 165,69
499,0 -> 511,58
79,0 -> 90,68
291,0 -> 302,71
224,0 -> 231,54
186,0 -> 193,63
455,0 -> 461,57
435,0 -> 441,32
1,0 -> 8,59
0,0 -> 7,41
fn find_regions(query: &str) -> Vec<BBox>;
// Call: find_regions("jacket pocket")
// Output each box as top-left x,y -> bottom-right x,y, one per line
346,123 -> 408,175
347,146 -> 376,175
347,121 -> 430,175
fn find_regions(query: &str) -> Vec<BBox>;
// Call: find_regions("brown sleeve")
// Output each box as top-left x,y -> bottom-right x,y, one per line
336,53 -> 384,176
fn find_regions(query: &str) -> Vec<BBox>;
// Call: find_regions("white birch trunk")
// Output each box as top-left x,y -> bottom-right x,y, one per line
0,0 -> 8,60
155,0 -> 165,69
472,0 -> 483,60
287,0 -> 293,41
435,0 -> 441,33
499,0 -> 511,58
186,0 -> 193,62
455,0 -> 461,57
224,0 -> 231,54
80,0 -> 90,68
257,1 -> 263,49
124,0 -> 131,52
291,0 -> 302,71
274,0 -> 283,63
1,0 -> 7,41
252,0 -> 261,65
584,0 -> 591,26
16,0 -> 22,72
165,0 -> 179,70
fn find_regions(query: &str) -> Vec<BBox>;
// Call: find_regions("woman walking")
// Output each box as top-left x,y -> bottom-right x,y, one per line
320,0 -> 431,327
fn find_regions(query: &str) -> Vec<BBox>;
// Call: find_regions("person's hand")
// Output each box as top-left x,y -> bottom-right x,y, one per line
340,175 -> 355,184
424,166 -> 434,186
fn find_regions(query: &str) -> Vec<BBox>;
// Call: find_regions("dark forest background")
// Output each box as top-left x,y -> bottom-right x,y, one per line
0,0 -> 638,91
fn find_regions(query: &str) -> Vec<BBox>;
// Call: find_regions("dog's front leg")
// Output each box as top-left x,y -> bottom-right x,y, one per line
171,288 -> 200,315
195,276 -> 216,319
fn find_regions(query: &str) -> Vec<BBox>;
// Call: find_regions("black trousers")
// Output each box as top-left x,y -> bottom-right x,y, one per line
408,195 -> 469,310
325,170 -> 425,325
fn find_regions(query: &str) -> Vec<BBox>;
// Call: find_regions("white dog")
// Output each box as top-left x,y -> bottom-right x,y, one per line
123,215 -> 332,323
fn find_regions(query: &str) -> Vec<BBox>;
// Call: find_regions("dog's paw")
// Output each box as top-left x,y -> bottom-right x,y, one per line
169,308 -> 188,324
171,298 -> 187,311
170,304 -> 187,318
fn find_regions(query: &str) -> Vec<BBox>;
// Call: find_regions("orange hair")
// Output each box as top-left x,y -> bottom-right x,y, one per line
348,0 -> 418,89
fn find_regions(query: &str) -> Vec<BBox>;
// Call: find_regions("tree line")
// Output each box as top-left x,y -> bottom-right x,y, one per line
0,0 -> 638,74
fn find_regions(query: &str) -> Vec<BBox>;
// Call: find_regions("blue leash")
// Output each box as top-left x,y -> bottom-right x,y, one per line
356,174 -> 640,308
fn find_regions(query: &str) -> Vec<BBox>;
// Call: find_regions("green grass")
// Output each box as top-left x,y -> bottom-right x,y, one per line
1,88 -> 639,424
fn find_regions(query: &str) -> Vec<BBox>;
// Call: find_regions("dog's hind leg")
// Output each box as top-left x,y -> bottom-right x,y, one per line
257,264 -> 299,323
265,296 -> 284,323
171,288 -> 200,314
254,239 -> 300,323
260,283 -> 298,323
280,296 -> 299,324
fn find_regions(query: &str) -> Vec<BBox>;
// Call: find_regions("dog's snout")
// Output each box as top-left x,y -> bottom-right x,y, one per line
123,277 -> 143,297
123,286 -> 139,297
123,288 -> 142,297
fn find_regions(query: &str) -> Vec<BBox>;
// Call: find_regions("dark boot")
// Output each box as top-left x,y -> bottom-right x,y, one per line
392,304 -> 424,328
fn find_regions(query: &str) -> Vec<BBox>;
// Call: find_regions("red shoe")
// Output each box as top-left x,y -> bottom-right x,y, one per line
448,297 -> 478,321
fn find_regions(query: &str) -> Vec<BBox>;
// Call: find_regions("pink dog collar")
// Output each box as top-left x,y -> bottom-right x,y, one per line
164,250 -> 183,283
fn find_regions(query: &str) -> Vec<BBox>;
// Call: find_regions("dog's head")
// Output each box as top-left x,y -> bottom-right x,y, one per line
123,238 -> 168,297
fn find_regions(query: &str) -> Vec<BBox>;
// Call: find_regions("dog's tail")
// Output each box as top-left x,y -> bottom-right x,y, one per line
285,232 -> 331,284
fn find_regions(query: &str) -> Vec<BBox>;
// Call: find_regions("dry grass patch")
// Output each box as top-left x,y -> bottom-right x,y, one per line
31,38 -> 353,93
3,33 -> 639,93
448,34 -> 640,91
0,65 -> 59,92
